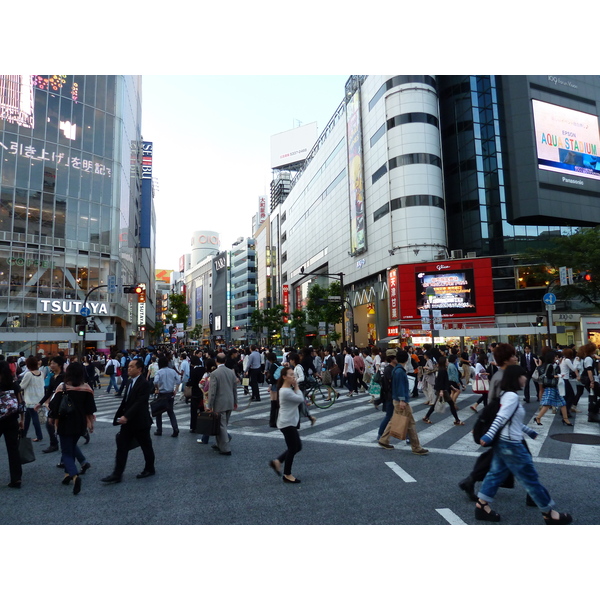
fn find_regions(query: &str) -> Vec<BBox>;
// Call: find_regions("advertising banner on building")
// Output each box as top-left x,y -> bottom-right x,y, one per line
397,258 -> 495,322
282,284 -> 290,320
388,268 -> 399,320
270,122 -> 318,169
532,99 -> 600,182
140,141 -> 152,248
346,89 -> 366,255
196,281 -> 203,321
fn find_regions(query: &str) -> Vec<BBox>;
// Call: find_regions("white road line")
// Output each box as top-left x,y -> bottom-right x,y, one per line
569,398 -> 600,462
436,508 -> 467,525
384,461 -> 416,482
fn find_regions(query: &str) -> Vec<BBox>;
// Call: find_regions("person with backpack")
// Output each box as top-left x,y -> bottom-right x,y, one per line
422,356 -> 464,425
267,352 -> 282,428
458,343 -> 534,506
474,364 -> 573,524
533,350 -> 572,427
104,354 -> 120,394
576,342 -> 599,422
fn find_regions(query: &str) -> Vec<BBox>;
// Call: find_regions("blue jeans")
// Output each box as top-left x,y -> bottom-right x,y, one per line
478,439 -> 554,512
378,400 -> 394,438
24,408 -> 43,439
106,374 -> 118,393
59,434 -> 81,477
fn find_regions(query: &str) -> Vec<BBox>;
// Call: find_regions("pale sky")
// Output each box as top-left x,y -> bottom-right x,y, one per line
141,75 -> 350,269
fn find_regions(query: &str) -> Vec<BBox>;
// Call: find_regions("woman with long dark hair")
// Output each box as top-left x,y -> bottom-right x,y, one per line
422,356 -> 464,425
269,366 -> 305,483
0,361 -> 24,488
475,364 -> 572,524
534,350 -> 572,426
49,362 -> 96,495
470,353 -> 489,412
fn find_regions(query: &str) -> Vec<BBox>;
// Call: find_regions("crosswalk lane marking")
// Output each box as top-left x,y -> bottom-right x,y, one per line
436,508 -> 468,525
385,461 -> 416,482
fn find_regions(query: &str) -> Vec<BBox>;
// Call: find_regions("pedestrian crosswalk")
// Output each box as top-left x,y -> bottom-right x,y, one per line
91,382 -> 600,468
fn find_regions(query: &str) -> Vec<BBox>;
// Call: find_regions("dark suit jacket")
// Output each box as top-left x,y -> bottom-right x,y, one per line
520,353 -> 538,375
113,376 -> 153,430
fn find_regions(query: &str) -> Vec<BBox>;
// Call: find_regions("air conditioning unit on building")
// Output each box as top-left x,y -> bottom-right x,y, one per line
450,250 -> 463,259
466,252 -> 477,258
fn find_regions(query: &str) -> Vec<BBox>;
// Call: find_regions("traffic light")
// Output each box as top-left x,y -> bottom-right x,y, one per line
574,271 -> 592,282
536,316 -> 544,327
137,284 -> 146,302
76,325 -> 85,336
123,285 -> 139,294
139,326 -> 146,332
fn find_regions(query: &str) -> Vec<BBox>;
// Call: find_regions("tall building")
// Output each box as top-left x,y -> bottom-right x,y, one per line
0,75 -> 154,355
230,236 -> 256,343
269,75 -> 600,349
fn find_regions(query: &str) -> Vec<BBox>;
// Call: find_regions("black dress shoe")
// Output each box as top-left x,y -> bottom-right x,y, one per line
7,481 -> 21,489
80,462 -> 91,475
171,431 -> 179,437
136,470 -> 156,479
101,474 -> 122,484
56,462 -> 65,468
83,431 -> 90,444
42,445 -> 58,454
282,476 -> 301,484
219,451 -> 232,455
154,431 -> 162,436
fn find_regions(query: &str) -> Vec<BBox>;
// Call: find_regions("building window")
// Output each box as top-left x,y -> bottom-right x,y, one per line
281,251 -> 287,263
371,164 -> 387,185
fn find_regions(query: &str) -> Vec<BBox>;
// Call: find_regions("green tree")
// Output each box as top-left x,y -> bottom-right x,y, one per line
165,293 -> 190,326
306,281 -> 343,341
523,227 -> 600,309
290,309 -> 306,347
262,304 -> 288,346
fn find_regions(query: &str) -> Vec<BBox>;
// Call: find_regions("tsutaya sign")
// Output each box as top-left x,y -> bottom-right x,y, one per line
38,299 -> 109,315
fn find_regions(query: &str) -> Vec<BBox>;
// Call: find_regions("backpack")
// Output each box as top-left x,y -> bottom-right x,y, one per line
472,393 -> 519,446
105,362 -> 115,376
272,364 -> 284,383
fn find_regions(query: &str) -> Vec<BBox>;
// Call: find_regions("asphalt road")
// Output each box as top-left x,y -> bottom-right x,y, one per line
1,382 -> 598,525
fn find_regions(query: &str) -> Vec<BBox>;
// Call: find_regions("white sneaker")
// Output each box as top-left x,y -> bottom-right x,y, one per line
196,439 -> 205,444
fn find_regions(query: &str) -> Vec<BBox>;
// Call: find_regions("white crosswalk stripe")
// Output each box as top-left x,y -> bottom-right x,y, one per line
89,385 -> 600,467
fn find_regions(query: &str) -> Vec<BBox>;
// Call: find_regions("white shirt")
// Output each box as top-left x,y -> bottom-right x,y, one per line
344,354 -> 354,374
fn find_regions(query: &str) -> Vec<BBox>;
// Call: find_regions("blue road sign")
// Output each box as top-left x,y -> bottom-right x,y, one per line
80,306 -> 91,317
543,292 -> 556,305
107,275 -> 117,294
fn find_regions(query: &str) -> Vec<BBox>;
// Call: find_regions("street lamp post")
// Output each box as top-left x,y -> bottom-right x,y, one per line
426,286 -> 436,347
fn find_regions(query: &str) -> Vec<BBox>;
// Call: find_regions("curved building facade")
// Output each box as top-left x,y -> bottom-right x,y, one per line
0,75 -> 154,356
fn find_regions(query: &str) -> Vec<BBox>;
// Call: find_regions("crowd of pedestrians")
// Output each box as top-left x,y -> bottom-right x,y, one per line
1,338 -> 597,525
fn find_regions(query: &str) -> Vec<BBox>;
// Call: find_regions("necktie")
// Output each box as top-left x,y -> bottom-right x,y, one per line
123,380 -> 132,402
527,355 -> 531,369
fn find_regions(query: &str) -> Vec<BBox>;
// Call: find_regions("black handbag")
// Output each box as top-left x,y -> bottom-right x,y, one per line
18,436 -> 36,464
195,411 -> 221,436
150,393 -> 170,417
115,431 -> 140,450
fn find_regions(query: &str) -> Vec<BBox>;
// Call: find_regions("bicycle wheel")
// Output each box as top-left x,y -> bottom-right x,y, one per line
310,384 -> 337,409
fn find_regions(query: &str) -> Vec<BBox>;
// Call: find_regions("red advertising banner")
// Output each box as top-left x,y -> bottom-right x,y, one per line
282,284 -> 289,322
387,325 -> 399,337
388,268 -> 399,320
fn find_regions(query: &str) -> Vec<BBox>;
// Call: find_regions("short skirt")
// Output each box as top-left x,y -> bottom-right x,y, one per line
540,386 -> 565,407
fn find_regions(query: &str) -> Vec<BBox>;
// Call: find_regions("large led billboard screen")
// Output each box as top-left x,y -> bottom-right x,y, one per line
532,99 -> 600,182
396,258 -> 495,322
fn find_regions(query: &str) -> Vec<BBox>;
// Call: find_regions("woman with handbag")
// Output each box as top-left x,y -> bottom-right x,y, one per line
559,348 -> 578,415
197,358 -> 217,445
475,364 -> 572,524
49,361 -> 96,495
269,366 -> 305,483
534,351 -> 572,427
470,353 -> 489,412
422,356 -> 464,425
0,361 -> 24,489
20,356 -> 45,442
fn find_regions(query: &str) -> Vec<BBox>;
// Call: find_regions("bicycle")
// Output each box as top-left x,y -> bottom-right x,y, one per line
304,376 -> 339,409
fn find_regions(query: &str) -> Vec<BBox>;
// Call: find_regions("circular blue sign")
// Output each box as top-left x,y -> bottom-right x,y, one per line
80,306 -> 91,317
543,293 -> 556,305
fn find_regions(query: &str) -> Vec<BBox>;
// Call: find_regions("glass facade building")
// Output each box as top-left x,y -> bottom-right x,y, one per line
0,75 -> 155,355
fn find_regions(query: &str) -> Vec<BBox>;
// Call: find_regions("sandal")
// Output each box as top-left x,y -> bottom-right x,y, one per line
542,511 -> 573,525
470,405 -> 478,412
454,421 -> 465,426
422,418 -> 432,424
475,500 -> 501,522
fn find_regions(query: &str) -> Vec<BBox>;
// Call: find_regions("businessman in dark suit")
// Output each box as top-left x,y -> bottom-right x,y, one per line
101,358 -> 156,483
519,344 -> 539,403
